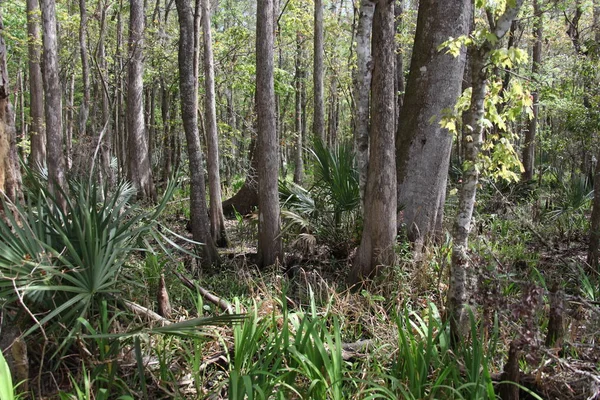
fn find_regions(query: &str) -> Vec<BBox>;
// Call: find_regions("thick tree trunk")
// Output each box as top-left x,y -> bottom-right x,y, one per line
127,0 -> 156,201
448,0 -> 524,344
41,0 -> 67,212
313,0 -> 325,143
256,0 -> 282,268
353,0 -> 374,211
395,0 -> 471,248
201,0 -> 229,247
0,9 -> 20,204
26,0 -> 46,171
175,0 -> 220,265
522,0 -> 542,182
350,0 -> 396,283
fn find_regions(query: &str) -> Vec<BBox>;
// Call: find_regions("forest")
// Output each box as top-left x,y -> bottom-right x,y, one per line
0,0 -> 599,398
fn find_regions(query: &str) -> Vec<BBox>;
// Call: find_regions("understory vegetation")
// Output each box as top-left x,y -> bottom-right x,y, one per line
1,150 -> 599,399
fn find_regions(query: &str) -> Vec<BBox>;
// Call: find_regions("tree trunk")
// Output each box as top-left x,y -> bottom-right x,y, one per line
313,0 -> 325,143
448,0 -> 524,344
175,0 -> 220,265
394,1 -> 404,121
26,0 -> 46,171
78,0 -> 90,141
0,8 -> 21,204
41,0 -> 68,212
293,32 -> 305,185
201,0 -> 229,247
395,0 -> 472,248
256,0 -> 282,268
97,0 -> 114,186
353,0 -> 374,211
522,0 -> 542,182
127,0 -> 156,201
350,0 -> 395,283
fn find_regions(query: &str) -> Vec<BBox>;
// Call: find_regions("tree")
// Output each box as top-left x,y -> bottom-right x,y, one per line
313,0 -> 325,143
175,0 -> 220,265
127,0 -> 156,202
350,0 -> 395,283
448,0 -> 525,343
395,0 -> 472,248
256,0 -> 282,268
353,0 -> 375,210
41,0 -> 67,211
293,32 -> 305,185
201,0 -> 229,247
522,0 -> 543,181
78,0 -> 90,160
0,4 -> 20,203
26,0 -> 46,171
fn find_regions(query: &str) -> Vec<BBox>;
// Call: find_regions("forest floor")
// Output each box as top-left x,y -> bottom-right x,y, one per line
140,206 -> 600,400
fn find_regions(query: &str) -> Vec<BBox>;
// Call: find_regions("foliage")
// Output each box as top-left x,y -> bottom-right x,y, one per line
0,350 -> 15,400
0,170 -> 177,347
280,139 -> 360,256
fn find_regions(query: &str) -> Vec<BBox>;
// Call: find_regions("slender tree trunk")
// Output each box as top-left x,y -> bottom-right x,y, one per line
127,0 -> 156,201
313,0 -> 325,143
353,0 -> 374,211
350,0 -> 395,283
522,0 -> 542,182
66,74 -> 74,170
587,0 -> 600,269
448,0 -> 524,343
41,0 -> 67,211
256,0 -> 282,268
78,0 -> 90,141
293,32 -> 304,185
26,0 -> 46,171
97,0 -> 113,186
395,1 -> 404,121
175,0 -> 220,265
395,0 -> 472,248
201,0 -> 229,247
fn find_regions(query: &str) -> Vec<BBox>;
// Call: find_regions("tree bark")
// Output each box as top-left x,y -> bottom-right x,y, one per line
41,0 -> 67,212
448,0 -> 524,344
175,0 -> 220,265
256,0 -> 282,268
350,0 -> 396,283
353,0 -> 374,211
0,7 -> 20,204
201,0 -> 229,247
26,0 -> 46,171
313,0 -> 325,143
395,0 -> 472,248
522,0 -> 542,182
293,32 -> 305,185
127,0 -> 156,201
78,0 -> 90,141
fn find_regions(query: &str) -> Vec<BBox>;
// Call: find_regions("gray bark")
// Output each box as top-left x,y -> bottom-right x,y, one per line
256,0 -> 282,268
522,0 -> 542,182
313,0 -> 325,143
41,0 -> 67,211
293,31 -> 304,185
353,0 -> 374,211
175,0 -> 220,265
448,0 -> 524,343
78,0 -> 90,141
395,0 -> 472,247
201,0 -> 229,247
350,0 -> 396,283
127,0 -> 156,201
26,0 -> 46,171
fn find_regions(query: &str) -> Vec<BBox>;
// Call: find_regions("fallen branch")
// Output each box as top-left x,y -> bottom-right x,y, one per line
175,271 -> 235,314
121,299 -> 171,326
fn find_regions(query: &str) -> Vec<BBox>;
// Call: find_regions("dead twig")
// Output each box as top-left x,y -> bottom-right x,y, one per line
174,271 -> 236,314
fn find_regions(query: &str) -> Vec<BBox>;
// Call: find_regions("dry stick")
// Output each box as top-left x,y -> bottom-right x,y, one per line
174,271 -> 235,314
542,348 -> 600,385
121,299 -> 172,325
